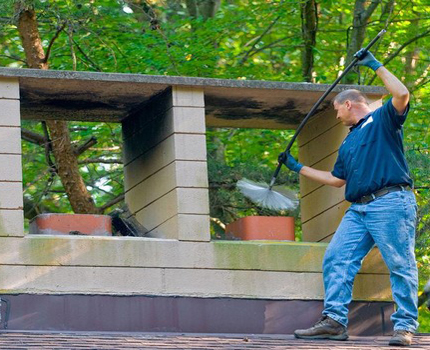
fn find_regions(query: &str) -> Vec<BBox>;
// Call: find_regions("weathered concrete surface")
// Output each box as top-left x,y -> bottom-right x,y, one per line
0,236 -> 387,273
0,236 -> 390,300
0,77 -> 20,99
0,154 -> 22,182
0,67 -> 387,127
0,265 -> 390,300
0,210 -> 24,237
0,78 -> 23,237
0,99 -> 21,126
123,87 -> 210,241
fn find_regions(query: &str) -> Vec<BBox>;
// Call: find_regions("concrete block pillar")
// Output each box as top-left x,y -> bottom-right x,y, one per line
122,87 -> 210,241
0,78 -> 24,237
298,96 -> 382,242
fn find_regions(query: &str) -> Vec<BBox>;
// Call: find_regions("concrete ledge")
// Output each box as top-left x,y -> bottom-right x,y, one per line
0,68 -> 388,94
0,237 -> 390,300
0,265 -> 390,300
0,236 -> 388,274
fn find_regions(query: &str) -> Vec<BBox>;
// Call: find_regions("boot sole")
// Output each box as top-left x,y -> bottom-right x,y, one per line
388,340 -> 412,346
294,333 -> 349,341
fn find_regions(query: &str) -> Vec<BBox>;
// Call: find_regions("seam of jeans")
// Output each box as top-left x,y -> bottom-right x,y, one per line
337,217 -> 369,309
401,192 -> 413,271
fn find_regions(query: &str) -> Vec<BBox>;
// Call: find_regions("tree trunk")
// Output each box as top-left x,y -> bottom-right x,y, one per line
197,0 -> 221,20
404,16 -> 420,89
343,0 -> 381,83
185,0 -> 198,19
300,0 -> 318,82
15,0 -> 98,214
15,2 -> 48,70
46,120 -> 98,213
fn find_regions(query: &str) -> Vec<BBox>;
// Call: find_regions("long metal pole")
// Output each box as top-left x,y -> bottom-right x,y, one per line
269,29 -> 386,189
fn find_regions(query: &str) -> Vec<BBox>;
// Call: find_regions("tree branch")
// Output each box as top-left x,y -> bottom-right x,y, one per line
244,36 -> 296,59
73,136 -> 97,155
78,158 -> 123,164
362,0 -> 382,22
72,38 -> 102,71
367,28 -> 430,84
383,28 -> 430,66
21,128 -> 46,145
0,54 -> 27,63
99,193 -> 125,212
239,15 -> 281,65
43,22 -> 66,63
21,129 -> 98,156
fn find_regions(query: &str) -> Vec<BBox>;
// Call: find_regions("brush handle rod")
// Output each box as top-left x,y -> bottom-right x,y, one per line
283,29 -> 385,153
269,29 -> 386,189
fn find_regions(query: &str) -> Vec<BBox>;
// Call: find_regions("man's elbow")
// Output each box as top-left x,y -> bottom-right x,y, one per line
397,89 -> 410,103
331,178 -> 346,188
401,90 -> 409,100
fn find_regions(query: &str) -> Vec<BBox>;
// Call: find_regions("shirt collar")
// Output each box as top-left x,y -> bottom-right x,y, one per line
349,112 -> 372,132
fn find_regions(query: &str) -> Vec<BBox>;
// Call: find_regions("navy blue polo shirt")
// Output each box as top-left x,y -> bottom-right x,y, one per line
331,98 -> 413,202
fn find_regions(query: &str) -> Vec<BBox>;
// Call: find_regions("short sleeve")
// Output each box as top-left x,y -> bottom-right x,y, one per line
378,97 -> 410,129
331,154 -> 346,180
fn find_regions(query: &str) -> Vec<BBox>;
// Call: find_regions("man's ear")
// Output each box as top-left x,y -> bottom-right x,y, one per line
345,100 -> 352,109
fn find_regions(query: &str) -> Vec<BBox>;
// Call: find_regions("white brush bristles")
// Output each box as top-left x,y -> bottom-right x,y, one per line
237,178 -> 298,211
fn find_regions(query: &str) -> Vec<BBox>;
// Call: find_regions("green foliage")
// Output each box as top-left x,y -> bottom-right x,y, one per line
207,127 -> 301,239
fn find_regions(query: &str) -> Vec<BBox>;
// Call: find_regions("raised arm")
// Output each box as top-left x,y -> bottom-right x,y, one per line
355,50 -> 409,115
375,66 -> 409,115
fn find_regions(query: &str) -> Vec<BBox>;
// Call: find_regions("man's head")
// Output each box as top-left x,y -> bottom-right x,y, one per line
332,89 -> 370,126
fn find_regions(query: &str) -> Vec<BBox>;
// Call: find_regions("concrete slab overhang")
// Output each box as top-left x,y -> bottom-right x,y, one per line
0,68 -> 387,129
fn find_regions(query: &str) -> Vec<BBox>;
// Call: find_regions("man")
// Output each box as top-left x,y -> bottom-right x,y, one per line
279,50 -> 418,347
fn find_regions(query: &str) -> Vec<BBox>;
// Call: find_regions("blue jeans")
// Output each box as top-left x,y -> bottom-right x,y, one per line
322,190 -> 418,332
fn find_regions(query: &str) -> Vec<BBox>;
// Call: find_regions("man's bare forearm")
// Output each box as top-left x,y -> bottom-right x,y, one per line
375,66 -> 409,113
299,166 -> 346,188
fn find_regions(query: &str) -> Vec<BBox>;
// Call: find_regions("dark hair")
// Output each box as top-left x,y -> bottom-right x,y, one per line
332,89 -> 368,105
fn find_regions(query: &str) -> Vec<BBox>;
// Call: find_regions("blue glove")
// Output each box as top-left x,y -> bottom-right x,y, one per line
354,49 -> 383,71
278,151 -> 304,173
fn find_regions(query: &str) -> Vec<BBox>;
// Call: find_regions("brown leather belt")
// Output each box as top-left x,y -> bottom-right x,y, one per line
354,184 -> 411,204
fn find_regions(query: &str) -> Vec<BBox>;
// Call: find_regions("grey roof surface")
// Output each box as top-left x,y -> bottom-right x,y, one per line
0,331 -> 428,349
0,68 -> 387,128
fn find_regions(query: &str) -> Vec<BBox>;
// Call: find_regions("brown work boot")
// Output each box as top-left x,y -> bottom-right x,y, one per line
294,315 -> 348,340
389,330 -> 413,346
